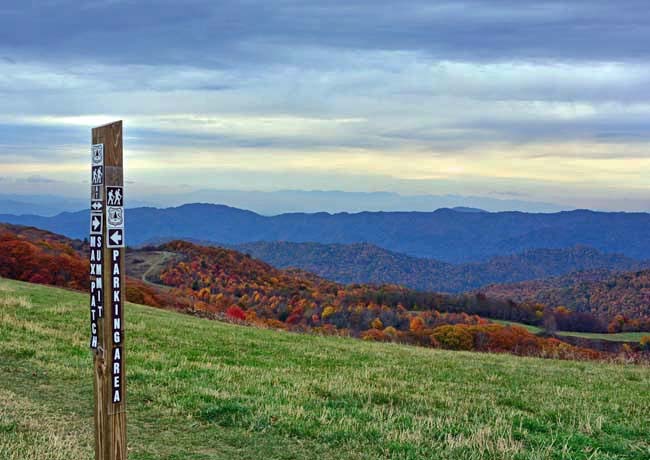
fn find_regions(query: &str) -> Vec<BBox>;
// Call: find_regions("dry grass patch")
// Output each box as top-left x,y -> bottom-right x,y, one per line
0,389 -> 92,460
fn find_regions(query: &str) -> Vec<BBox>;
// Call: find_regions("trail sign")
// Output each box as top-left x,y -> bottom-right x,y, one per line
107,228 -> 125,248
107,207 -> 124,228
92,144 -> 104,165
92,166 -> 104,185
89,122 -> 127,460
106,186 -> 123,207
90,213 -> 103,234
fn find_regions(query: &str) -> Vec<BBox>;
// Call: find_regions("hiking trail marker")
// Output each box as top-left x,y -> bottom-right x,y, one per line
89,121 -> 127,460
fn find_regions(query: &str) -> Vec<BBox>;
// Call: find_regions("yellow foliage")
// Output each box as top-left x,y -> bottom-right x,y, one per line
322,306 -> 336,319
640,335 -> 650,349
383,326 -> 398,337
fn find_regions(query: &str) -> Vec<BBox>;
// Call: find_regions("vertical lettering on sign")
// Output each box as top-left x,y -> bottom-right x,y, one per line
89,234 -> 104,349
111,248 -> 123,404
89,144 -> 104,349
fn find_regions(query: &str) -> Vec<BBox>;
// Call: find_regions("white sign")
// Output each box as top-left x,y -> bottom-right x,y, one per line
92,166 -> 104,185
92,144 -> 104,165
107,207 -> 124,228
106,186 -> 123,207
110,249 -> 123,403
90,212 -> 103,234
107,228 -> 125,248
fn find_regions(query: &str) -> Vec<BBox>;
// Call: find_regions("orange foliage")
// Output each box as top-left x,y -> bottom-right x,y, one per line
0,226 -> 625,362
0,226 -> 89,291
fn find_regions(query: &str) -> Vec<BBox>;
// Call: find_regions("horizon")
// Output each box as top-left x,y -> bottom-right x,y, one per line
3,194 -> 648,219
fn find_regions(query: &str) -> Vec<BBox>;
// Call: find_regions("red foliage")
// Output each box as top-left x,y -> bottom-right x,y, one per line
226,305 -> 246,321
0,226 -> 634,362
0,225 -> 89,291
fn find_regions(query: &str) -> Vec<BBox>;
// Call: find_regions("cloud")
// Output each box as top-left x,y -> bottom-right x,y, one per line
2,1 -> 650,65
0,1 -> 649,210
3,56 -> 650,152
24,175 -> 55,183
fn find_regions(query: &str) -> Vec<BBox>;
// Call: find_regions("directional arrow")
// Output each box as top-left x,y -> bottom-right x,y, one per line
91,201 -> 102,211
109,230 -> 123,247
91,214 -> 102,234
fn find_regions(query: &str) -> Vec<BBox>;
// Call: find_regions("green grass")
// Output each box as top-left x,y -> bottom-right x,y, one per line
556,331 -> 649,342
1,277 -> 649,460
492,320 -> 648,343
491,320 -> 543,334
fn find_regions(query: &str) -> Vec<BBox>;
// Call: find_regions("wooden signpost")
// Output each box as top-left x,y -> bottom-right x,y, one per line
89,121 -> 127,460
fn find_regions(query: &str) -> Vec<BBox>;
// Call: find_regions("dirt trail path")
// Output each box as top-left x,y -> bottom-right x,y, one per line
126,251 -> 181,290
141,251 -> 176,284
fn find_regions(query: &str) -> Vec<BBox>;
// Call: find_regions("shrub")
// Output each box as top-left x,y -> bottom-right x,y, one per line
322,306 -> 336,319
226,305 -> 246,321
361,329 -> 386,341
409,316 -> 425,332
640,336 -> 650,351
431,325 -> 473,351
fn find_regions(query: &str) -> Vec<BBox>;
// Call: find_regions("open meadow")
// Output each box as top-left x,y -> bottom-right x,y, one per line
1,277 -> 649,460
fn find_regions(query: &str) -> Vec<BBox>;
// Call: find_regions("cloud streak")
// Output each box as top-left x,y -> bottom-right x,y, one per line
0,0 -> 649,210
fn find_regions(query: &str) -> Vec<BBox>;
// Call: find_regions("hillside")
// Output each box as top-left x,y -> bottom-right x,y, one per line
150,240 -> 588,357
481,270 -> 650,332
0,223 -> 190,311
234,241 -> 644,292
2,222 -> 627,356
0,223 -> 89,290
5,205 -> 650,262
2,278 -> 650,460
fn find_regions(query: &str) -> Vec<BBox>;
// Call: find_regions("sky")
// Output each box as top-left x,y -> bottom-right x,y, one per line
1,0 -> 650,211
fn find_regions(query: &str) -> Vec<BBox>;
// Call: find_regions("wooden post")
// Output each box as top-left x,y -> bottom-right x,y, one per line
89,121 -> 127,460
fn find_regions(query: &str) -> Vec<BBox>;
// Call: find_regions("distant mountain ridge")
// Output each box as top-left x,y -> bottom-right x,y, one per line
133,189 -> 567,214
3,203 -> 650,263
0,190 -> 564,216
0,193 -> 152,216
234,241 -> 647,292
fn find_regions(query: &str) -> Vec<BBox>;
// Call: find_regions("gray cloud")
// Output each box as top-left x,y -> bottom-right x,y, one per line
2,1 -> 650,66
24,175 -> 56,183
1,0 -> 649,210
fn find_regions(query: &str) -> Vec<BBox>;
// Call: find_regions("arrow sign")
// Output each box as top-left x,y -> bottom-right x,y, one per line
107,229 -> 124,248
90,213 -> 103,234
110,231 -> 121,245
91,200 -> 103,211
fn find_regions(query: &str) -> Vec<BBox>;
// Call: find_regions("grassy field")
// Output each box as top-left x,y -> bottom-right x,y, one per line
1,277 -> 649,460
492,320 -> 648,343
491,320 -> 543,334
556,331 -> 649,343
